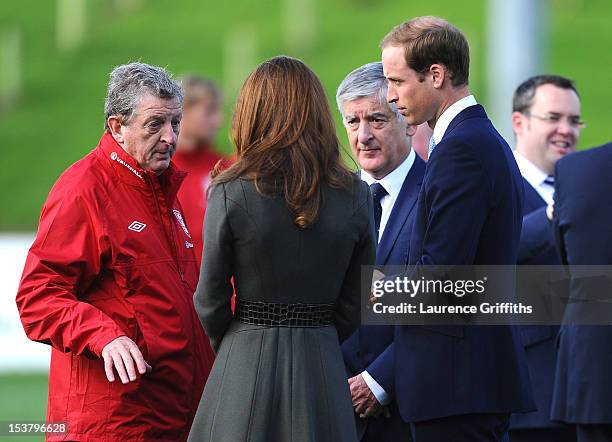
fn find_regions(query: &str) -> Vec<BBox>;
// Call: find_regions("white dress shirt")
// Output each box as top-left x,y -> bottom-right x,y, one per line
513,151 -> 554,205
360,150 -> 416,243
357,150 -> 416,405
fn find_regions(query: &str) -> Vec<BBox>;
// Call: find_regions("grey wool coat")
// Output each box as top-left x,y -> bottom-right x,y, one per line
188,176 -> 375,442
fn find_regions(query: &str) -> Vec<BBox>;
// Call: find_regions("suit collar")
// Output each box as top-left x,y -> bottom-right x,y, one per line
376,155 -> 426,264
522,177 -> 546,211
514,151 -> 549,187
443,104 -> 487,140
432,95 -> 478,144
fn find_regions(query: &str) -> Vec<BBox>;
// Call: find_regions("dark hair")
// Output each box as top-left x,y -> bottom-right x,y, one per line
213,56 -> 353,229
512,75 -> 579,113
381,16 -> 470,87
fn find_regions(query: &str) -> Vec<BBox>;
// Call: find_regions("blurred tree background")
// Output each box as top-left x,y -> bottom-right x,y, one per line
0,0 -> 610,231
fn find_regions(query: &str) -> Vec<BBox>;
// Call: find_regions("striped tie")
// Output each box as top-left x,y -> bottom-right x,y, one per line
428,136 -> 437,159
370,182 -> 388,241
543,175 -> 555,187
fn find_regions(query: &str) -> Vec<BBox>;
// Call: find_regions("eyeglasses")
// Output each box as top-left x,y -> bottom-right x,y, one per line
523,112 -> 586,129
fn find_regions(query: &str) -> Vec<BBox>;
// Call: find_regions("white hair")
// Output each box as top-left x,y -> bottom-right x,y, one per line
335,61 -> 404,123
104,62 -> 182,129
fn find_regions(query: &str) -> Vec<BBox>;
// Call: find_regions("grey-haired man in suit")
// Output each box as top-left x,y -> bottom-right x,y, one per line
337,61 -> 426,442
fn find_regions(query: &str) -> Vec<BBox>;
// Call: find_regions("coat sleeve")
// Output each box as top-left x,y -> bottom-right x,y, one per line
366,341 -> 395,395
334,185 -> 376,342
193,183 -> 234,353
16,191 -> 126,357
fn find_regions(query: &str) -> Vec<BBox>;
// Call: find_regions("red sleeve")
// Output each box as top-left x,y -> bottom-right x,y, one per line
16,188 -> 125,357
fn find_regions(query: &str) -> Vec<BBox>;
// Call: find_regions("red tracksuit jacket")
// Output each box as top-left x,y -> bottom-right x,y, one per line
16,132 -> 215,441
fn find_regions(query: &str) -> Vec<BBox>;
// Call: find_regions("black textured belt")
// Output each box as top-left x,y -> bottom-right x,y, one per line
234,299 -> 335,327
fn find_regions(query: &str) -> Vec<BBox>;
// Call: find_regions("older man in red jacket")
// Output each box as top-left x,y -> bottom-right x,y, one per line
16,62 -> 214,441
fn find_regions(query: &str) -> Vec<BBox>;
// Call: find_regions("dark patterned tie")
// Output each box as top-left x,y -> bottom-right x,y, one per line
428,136 -> 437,158
370,182 -> 388,241
543,175 -> 555,187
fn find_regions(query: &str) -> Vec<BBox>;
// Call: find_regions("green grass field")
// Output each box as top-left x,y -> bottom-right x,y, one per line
0,373 -> 48,442
0,0 -> 610,230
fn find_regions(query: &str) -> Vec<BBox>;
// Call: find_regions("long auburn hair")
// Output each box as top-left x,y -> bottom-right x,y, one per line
213,56 -> 353,228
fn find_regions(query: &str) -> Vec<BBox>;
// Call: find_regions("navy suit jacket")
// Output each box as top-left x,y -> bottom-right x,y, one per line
395,104 -> 535,422
510,177 -> 566,430
342,156 -> 425,439
551,142 -> 612,424
517,182 -> 557,263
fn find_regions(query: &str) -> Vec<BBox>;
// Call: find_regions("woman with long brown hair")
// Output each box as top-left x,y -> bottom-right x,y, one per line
188,56 -> 375,441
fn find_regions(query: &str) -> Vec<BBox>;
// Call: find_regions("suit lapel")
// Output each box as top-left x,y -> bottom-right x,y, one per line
522,178 -> 546,214
377,156 -> 426,265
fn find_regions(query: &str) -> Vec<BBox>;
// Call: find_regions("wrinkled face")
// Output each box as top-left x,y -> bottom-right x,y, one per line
382,45 -> 436,126
342,95 -> 413,179
117,93 -> 182,174
181,97 -> 223,145
514,84 -> 582,174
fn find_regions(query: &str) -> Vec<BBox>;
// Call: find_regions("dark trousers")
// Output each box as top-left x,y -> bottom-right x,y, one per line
360,402 -> 413,442
576,424 -> 612,442
509,427 -> 576,442
362,419 -> 413,442
409,413 -> 510,442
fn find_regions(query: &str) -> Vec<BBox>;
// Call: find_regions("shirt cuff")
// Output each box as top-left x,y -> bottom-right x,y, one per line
362,370 -> 390,406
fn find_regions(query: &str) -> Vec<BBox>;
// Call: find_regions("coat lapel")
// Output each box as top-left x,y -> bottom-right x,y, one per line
377,156 -> 425,265
522,178 -> 546,214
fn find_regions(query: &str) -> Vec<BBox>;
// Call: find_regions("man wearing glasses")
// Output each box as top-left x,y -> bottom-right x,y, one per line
512,75 -> 584,215
509,75 -> 583,442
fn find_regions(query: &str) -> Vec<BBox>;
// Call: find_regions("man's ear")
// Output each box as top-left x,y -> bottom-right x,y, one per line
107,116 -> 125,145
511,111 -> 526,137
429,64 -> 446,89
406,124 -> 418,137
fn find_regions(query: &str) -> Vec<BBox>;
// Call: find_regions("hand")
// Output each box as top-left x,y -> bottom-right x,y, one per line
370,269 -> 386,305
546,202 -> 554,221
369,291 -> 378,306
101,336 -> 152,384
348,374 -> 390,419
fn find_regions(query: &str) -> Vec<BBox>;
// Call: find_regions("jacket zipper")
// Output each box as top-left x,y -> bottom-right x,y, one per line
145,173 -> 184,279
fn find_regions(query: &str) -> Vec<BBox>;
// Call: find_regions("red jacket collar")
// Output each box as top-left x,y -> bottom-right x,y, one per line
96,131 -> 187,201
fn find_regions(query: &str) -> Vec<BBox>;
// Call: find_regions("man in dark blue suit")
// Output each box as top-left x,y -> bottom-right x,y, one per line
552,142 -> 612,442
336,61 -> 426,441
509,75 -> 583,442
381,16 -> 535,441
